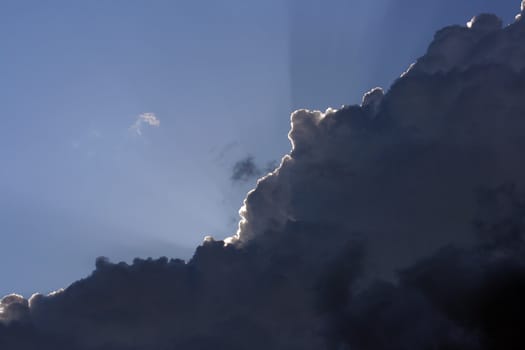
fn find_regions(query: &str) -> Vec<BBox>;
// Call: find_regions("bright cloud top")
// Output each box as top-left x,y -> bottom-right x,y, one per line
130,113 -> 160,136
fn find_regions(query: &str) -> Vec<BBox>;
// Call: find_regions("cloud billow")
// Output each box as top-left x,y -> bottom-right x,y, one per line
3,7 -> 525,350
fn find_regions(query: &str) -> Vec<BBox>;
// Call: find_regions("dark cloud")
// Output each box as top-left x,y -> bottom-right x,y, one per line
231,156 -> 278,183
327,185 -> 525,349
3,6 -> 525,350
231,156 -> 262,182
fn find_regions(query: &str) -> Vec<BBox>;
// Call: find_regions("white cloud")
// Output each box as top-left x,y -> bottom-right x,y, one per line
130,113 -> 160,136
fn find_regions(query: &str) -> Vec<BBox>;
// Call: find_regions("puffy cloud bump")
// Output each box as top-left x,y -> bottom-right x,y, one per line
3,5 -> 525,350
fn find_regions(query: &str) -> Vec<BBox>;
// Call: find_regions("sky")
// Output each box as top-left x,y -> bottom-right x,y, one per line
0,0 -> 520,298
2,1 -> 525,349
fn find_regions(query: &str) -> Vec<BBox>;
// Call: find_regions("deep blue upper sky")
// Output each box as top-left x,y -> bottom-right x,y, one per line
0,0 -> 520,296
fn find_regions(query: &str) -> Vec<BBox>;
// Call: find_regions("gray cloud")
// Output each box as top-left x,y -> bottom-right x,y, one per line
231,156 -> 262,182
3,7 -> 525,350
231,156 -> 278,183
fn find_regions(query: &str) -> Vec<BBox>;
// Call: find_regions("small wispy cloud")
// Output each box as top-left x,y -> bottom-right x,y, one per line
231,156 -> 278,183
130,113 -> 160,136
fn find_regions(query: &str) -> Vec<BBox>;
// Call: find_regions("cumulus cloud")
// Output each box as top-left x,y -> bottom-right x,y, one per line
129,112 -> 160,136
0,295 -> 29,325
3,5 -> 525,350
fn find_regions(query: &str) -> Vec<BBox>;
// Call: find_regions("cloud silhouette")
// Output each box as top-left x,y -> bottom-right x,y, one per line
3,7 -> 525,350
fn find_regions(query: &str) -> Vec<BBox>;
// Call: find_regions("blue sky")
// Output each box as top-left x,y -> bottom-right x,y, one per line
0,0 -> 520,296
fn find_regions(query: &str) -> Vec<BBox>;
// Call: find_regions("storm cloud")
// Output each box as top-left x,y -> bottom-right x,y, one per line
3,5 -> 525,350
